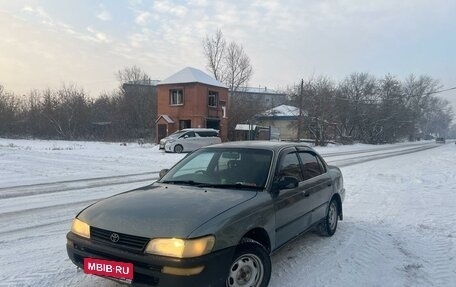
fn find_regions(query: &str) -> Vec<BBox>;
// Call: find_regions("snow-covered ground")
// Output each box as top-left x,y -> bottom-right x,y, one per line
0,138 -> 454,286
0,138 -> 432,188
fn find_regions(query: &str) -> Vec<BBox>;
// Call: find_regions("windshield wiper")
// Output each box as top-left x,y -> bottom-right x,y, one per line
161,181 -> 262,190
195,183 -> 263,190
161,180 -> 203,186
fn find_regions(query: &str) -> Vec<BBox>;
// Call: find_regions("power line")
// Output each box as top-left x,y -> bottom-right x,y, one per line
427,86 -> 456,95
332,86 -> 456,103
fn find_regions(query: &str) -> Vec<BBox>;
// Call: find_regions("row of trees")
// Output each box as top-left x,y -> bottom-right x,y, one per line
201,30 -> 453,145
0,67 -> 156,141
289,73 -> 453,145
0,72 -> 453,144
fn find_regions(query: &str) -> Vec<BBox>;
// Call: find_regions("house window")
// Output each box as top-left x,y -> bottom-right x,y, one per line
170,89 -> 183,105
208,91 -> 218,107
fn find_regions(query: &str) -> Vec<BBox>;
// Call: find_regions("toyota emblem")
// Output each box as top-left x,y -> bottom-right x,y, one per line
110,233 -> 120,243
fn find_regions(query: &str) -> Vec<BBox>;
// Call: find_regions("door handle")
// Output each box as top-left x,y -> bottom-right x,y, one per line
304,192 -> 310,197
327,182 -> 332,187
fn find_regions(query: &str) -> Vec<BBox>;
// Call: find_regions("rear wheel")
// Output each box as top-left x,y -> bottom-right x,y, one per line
174,145 -> 183,153
226,240 -> 271,287
317,198 -> 339,236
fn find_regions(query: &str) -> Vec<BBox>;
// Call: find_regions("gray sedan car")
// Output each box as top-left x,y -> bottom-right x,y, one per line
67,141 -> 345,287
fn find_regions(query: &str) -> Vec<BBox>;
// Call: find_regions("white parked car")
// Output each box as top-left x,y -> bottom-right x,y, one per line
161,128 -> 221,153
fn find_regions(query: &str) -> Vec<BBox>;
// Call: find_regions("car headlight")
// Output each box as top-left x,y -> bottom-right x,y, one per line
167,139 -> 175,144
144,235 -> 215,258
71,218 -> 90,239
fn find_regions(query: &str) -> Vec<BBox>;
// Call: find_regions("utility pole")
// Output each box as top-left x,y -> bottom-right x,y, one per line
297,79 -> 304,142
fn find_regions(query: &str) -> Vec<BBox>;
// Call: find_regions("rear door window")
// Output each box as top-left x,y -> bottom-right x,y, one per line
180,132 -> 195,138
196,131 -> 218,137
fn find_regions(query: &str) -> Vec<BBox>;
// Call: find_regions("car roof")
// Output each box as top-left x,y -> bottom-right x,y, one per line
181,128 -> 219,132
204,140 -> 314,152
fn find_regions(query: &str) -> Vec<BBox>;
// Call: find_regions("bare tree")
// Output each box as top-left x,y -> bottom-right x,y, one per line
203,29 -> 226,81
116,66 -> 156,140
202,30 -> 254,140
335,73 -> 378,143
0,84 -> 21,135
402,74 -> 441,138
224,42 -> 253,92
39,85 -> 90,139
291,77 -> 337,146
421,97 -> 453,137
372,74 -> 404,143
202,29 -> 253,90
116,65 -> 151,85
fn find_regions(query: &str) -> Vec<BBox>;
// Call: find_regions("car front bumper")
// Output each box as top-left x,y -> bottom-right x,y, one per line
66,232 -> 235,287
164,144 -> 174,152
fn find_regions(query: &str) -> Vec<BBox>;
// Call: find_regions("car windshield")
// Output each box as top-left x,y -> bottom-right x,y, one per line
159,148 -> 273,190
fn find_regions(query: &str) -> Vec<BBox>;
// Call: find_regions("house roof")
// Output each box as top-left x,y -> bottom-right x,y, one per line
155,114 -> 175,124
158,67 -> 227,88
260,104 -> 301,117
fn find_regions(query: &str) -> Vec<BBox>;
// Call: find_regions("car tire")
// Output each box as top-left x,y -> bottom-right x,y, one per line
317,198 -> 339,236
174,145 -> 183,153
226,239 -> 271,287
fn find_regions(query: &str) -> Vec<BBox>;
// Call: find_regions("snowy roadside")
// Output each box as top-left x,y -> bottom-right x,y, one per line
271,143 -> 456,287
1,139 -> 454,286
0,137 -> 433,188
0,138 -> 184,188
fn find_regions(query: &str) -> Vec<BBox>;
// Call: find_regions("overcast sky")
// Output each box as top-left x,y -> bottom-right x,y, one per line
1,0 -> 455,111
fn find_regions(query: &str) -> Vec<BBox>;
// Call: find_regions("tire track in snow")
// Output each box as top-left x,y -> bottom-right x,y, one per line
313,224 -> 400,287
0,171 -> 159,199
428,236 -> 454,286
0,142 -> 437,200
320,142 -> 435,157
328,145 -> 439,167
270,222 -> 402,287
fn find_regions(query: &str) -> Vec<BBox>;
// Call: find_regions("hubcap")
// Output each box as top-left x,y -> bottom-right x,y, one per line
328,202 -> 338,231
226,254 -> 264,287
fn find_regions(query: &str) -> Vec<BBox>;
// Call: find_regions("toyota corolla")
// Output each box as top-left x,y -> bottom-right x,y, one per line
66,141 -> 345,287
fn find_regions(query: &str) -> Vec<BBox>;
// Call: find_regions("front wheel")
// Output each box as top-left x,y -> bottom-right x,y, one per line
174,144 -> 183,153
226,240 -> 271,287
317,198 -> 339,236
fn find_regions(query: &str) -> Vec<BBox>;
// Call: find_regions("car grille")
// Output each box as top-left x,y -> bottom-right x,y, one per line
90,226 -> 150,252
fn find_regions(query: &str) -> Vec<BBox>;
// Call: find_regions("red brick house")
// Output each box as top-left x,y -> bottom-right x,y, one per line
155,67 -> 228,142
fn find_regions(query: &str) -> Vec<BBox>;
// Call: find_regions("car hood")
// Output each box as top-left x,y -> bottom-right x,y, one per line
78,184 -> 257,239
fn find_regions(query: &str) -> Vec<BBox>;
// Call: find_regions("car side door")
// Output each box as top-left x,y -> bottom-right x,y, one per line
180,131 -> 196,151
272,148 -> 314,247
195,131 -> 212,148
297,150 -> 333,224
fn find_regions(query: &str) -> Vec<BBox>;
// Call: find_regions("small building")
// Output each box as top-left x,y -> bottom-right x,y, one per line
234,124 -> 279,141
254,104 -> 303,140
155,67 -> 228,142
226,87 -> 287,140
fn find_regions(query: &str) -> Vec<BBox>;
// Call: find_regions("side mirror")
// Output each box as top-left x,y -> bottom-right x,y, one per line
159,169 -> 169,179
272,176 -> 299,192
